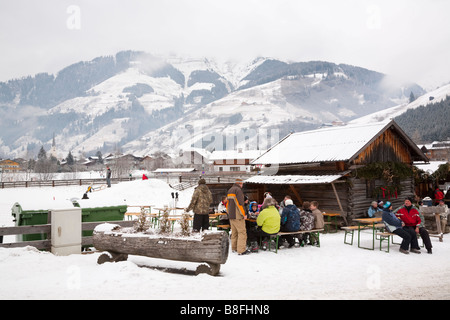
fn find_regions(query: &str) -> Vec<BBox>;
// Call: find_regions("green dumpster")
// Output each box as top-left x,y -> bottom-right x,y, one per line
11,202 -> 49,242
78,203 -> 127,237
11,202 -> 127,244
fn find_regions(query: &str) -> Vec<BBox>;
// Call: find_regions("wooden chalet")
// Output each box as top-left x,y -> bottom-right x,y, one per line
246,120 -> 429,224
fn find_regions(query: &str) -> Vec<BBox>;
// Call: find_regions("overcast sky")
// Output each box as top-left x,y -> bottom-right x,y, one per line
1,0 -> 449,89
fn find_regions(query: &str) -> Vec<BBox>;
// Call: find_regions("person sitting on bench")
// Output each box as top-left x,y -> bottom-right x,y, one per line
382,201 -> 420,255
247,197 -> 280,252
279,199 -> 301,248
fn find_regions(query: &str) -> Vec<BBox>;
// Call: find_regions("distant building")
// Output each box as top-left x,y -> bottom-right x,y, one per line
0,160 -> 21,172
419,141 -> 450,161
210,149 -> 265,173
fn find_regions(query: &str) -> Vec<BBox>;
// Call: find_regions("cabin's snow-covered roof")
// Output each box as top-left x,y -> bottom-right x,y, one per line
245,173 -> 346,185
252,120 -> 393,165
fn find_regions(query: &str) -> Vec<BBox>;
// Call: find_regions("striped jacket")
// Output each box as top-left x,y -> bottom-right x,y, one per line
226,183 -> 246,219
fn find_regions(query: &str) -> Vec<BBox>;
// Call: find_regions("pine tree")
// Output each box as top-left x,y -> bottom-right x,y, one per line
66,151 -> 74,165
37,146 -> 47,161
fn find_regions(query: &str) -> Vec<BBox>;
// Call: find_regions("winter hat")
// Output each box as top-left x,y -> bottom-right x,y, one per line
383,201 -> 392,209
198,178 -> 206,185
285,199 -> 294,206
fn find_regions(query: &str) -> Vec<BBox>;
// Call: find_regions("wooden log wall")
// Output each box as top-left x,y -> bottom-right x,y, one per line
348,177 -> 415,220
242,182 -> 348,215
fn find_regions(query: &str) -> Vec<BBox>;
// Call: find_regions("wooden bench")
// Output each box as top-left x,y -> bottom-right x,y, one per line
216,224 -> 230,234
341,225 -> 369,245
266,229 -> 325,253
376,232 -> 395,252
376,231 -> 425,253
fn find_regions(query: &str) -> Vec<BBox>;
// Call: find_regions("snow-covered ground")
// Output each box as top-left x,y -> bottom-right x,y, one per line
1,179 -> 449,300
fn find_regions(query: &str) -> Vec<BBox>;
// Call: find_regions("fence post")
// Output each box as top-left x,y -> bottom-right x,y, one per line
50,208 -> 82,256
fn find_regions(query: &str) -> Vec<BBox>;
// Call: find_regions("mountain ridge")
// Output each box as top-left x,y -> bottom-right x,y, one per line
0,51 -> 428,159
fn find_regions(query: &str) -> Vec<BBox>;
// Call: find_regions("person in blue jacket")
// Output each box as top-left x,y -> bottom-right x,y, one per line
279,199 -> 301,248
368,201 -> 382,218
382,201 -> 420,254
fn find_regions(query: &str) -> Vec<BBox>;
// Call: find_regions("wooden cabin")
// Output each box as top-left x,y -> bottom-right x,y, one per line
246,120 -> 429,224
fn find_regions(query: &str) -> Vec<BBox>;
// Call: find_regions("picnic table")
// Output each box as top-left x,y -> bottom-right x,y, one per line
322,212 -> 340,233
124,205 -> 154,219
352,217 -> 383,250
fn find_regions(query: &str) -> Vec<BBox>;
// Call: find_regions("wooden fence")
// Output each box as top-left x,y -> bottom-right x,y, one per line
0,220 -> 135,250
0,177 -> 135,189
0,174 -> 251,189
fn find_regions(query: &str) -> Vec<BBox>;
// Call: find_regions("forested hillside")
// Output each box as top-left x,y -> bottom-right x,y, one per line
395,95 -> 450,143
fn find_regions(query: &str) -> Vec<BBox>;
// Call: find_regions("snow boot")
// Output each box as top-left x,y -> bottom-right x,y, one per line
250,241 -> 259,253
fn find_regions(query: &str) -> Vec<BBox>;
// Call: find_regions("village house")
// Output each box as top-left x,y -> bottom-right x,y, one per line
246,120 -> 428,224
210,149 -> 265,173
0,159 -> 21,172
419,140 -> 450,162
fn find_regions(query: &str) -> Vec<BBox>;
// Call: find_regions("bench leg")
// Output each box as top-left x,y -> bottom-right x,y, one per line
379,235 -> 390,253
344,230 -> 354,245
268,235 -> 279,253
313,231 -> 320,247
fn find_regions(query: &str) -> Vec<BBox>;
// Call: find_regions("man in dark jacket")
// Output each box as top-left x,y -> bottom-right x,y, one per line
227,178 -> 248,255
279,199 -> 300,248
106,166 -> 111,187
186,178 -> 213,232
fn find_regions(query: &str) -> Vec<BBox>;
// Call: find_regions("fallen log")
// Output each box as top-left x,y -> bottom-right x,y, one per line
93,223 -> 229,276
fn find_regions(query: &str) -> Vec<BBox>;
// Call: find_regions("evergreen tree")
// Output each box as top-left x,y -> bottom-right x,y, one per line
37,146 -> 47,161
96,150 -> 103,164
66,151 -> 74,165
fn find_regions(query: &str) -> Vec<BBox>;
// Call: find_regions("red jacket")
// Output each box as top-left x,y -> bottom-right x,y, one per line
396,206 -> 421,227
435,189 -> 444,201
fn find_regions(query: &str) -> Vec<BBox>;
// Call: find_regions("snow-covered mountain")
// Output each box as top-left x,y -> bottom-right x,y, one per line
349,82 -> 450,125
0,51 -> 427,159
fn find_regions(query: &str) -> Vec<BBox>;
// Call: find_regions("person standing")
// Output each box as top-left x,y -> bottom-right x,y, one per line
227,178 -> 248,255
106,166 -> 111,187
437,199 -> 449,234
186,178 -> 213,232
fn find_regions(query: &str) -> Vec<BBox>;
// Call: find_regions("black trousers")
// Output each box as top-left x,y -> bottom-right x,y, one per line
418,227 -> 432,251
402,226 -> 432,251
393,227 -> 419,251
247,227 -> 273,243
193,214 -> 209,232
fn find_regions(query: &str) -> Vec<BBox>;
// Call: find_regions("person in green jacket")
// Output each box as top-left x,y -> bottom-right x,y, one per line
248,197 -> 281,252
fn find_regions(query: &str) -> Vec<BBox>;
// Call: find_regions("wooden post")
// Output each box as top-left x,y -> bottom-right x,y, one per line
331,182 -> 348,226
289,184 -> 303,205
